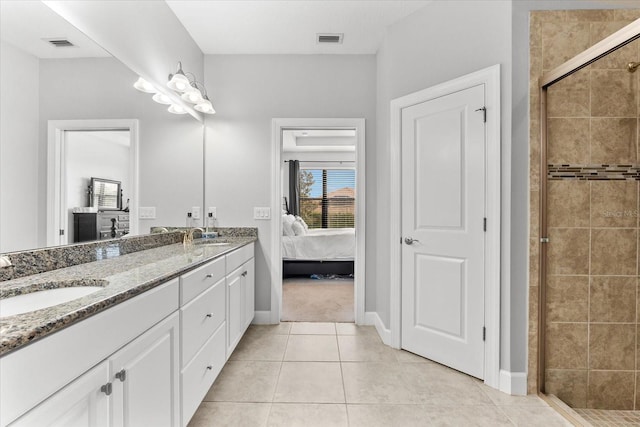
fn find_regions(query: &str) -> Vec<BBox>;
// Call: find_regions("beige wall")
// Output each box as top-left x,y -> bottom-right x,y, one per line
530,9 -> 640,407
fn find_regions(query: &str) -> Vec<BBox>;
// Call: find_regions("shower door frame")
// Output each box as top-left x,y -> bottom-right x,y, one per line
537,20 -> 640,393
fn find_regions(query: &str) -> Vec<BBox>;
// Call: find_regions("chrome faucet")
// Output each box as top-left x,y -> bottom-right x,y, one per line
183,228 -> 205,246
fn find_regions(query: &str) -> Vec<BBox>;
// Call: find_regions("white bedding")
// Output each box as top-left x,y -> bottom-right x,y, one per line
282,228 -> 355,260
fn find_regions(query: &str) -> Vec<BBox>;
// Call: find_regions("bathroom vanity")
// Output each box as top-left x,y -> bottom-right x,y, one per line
0,231 -> 256,427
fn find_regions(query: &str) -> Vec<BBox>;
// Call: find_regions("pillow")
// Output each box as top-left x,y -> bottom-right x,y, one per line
295,215 -> 309,230
292,219 -> 306,236
282,214 -> 295,236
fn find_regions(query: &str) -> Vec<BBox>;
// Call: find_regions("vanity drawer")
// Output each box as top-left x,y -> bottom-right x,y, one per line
180,277 -> 225,366
226,243 -> 254,274
181,322 -> 225,427
180,256 -> 225,305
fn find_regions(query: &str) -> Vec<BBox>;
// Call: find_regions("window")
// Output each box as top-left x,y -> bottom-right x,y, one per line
299,168 -> 355,228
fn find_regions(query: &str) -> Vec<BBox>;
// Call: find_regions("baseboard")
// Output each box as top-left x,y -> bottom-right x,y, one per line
251,311 -> 273,324
365,311 -> 391,346
499,370 -> 527,396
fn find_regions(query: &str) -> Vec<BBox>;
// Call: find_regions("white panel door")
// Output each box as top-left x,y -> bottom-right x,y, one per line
401,83 -> 486,379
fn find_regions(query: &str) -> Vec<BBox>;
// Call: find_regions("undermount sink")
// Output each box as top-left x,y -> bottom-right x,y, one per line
0,280 -> 108,318
194,240 -> 230,247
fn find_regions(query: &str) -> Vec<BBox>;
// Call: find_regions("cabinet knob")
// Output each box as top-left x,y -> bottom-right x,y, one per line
205,274 -> 214,278
115,369 -> 126,382
100,382 -> 113,396
206,365 -> 213,370
205,313 -> 213,318
241,271 -> 247,277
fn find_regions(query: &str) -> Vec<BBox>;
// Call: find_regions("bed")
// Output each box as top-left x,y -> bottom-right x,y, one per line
282,228 -> 355,278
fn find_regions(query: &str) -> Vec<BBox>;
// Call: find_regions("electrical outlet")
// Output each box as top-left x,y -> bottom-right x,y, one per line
192,207 -> 201,219
208,207 -> 217,220
139,207 -> 156,219
253,207 -> 271,220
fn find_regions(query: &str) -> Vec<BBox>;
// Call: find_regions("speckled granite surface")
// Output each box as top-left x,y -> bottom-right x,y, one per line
0,236 -> 256,356
0,232 -> 184,282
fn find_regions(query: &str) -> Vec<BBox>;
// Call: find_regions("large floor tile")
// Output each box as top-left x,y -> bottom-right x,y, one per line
400,363 -> 492,406
187,402 -> 271,427
337,335 -> 397,362
267,403 -> 348,427
477,383 -> 549,407
248,323 -> 292,335
342,362 -> 420,404
274,362 -> 345,403
290,322 -> 336,335
282,280 -> 354,322
229,331 -> 288,361
283,334 -> 340,361
204,361 -> 281,402
335,323 -> 378,337
499,406 -> 573,426
347,404 -> 513,427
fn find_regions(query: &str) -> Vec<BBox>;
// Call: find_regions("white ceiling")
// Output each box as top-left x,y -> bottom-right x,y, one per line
0,1 -> 109,59
166,0 -> 431,54
282,129 -> 356,152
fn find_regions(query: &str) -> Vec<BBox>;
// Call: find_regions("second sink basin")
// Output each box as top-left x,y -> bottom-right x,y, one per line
0,280 -> 108,318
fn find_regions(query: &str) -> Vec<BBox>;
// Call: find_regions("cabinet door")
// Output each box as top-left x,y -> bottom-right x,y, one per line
226,268 -> 243,358
10,361 -> 110,427
110,312 -> 180,427
242,258 -> 255,330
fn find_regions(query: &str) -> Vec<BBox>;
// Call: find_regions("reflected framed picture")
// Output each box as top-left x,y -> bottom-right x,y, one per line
90,177 -> 121,210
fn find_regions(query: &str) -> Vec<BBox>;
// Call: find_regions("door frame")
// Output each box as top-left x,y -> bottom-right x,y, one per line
270,118 -> 366,324
47,119 -> 139,246
389,65 -> 501,389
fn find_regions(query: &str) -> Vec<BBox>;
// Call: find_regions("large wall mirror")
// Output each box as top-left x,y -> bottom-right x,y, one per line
0,1 -> 205,253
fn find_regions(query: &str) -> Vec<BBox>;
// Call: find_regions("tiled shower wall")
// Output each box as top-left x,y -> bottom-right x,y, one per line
528,10 -> 640,408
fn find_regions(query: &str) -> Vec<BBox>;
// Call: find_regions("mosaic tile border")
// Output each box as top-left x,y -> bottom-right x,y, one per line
575,408 -> 640,426
548,164 -> 640,180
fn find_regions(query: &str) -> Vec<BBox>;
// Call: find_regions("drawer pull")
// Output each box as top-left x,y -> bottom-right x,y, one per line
205,274 -> 214,278
205,313 -> 213,318
206,365 -> 213,370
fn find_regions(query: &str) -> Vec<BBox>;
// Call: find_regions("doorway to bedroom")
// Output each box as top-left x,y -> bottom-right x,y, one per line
271,118 -> 365,325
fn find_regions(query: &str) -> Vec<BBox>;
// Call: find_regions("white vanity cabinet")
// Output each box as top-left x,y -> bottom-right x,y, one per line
4,280 -> 180,427
225,243 -> 255,358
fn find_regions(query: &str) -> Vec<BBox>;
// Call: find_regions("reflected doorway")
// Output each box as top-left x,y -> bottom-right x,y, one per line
47,119 -> 139,246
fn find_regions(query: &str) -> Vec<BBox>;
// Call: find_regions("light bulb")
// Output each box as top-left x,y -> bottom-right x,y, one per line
167,73 -> 190,92
152,93 -> 172,105
194,98 -> 216,114
168,104 -> 187,114
133,77 -> 156,93
181,87 -> 203,104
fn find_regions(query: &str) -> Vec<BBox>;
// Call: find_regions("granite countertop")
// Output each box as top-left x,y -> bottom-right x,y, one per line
0,237 -> 256,356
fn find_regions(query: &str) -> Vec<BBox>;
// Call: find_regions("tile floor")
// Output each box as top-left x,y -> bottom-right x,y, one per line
188,322 -> 571,427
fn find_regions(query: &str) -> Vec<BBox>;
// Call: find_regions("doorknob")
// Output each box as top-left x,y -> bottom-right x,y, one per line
404,237 -> 420,245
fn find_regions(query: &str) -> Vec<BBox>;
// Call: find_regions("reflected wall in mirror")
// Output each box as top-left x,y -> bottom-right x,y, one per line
0,1 -> 204,253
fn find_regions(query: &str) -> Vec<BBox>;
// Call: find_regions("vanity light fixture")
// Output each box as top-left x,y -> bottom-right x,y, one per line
132,61 -> 216,115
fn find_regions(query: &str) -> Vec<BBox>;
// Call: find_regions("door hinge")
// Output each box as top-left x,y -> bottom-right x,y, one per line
59,229 -> 65,236
100,382 -> 112,396
482,326 -> 486,341
483,218 -> 487,232
475,106 -> 487,123
540,237 -> 550,243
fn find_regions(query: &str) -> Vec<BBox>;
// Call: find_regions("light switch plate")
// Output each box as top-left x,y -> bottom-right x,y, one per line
253,207 -> 271,220
192,207 -> 201,219
139,207 -> 156,219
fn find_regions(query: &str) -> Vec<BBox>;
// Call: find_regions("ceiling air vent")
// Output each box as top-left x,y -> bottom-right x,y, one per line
44,38 -> 75,48
317,33 -> 343,44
